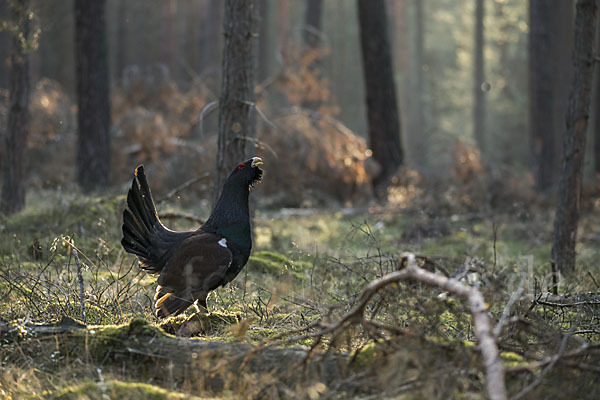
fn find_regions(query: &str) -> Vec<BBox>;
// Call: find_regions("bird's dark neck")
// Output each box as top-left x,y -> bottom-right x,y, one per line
201,182 -> 251,247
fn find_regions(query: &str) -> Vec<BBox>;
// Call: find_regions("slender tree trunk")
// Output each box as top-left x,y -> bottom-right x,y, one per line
74,0 -> 111,192
551,0 -> 597,277
552,0 -> 574,184
357,0 -> 403,195
529,0 -> 556,192
1,0 -> 31,214
0,0 -> 9,89
473,0 -> 486,159
214,0 -> 258,203
594,20 -> 600,176
388,0 -> 409,143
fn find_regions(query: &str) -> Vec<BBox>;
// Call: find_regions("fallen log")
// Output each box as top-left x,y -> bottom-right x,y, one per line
1,316 -> 345,397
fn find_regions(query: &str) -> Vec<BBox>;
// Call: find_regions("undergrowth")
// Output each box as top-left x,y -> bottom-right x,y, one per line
1,190 -> 600,398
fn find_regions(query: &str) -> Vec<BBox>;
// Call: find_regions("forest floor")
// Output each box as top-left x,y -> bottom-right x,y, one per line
1,185 -> 600,399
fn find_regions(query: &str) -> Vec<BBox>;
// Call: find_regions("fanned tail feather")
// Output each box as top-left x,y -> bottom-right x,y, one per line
121,165 -> 175,273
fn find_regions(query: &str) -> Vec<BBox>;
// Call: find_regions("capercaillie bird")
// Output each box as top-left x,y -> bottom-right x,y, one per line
121,157 -> 263,318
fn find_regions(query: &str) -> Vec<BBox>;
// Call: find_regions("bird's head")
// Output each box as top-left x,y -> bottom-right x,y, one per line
227,157 -> 263,189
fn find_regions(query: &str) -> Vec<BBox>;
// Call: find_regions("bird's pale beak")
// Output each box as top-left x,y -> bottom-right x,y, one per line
251,157 -> 263,167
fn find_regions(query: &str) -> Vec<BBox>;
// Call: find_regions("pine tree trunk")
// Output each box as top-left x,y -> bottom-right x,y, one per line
529,0 -> 556,192
74,0 -> 111,192
214,0 -> 258,203
551,0 -> 598,277
552,0 -> 574,185
357,0 -> 403,195
473,0 -> 486,159
0,0 -> 9,89
593,20 -> 600,176
1,0 -> 31,215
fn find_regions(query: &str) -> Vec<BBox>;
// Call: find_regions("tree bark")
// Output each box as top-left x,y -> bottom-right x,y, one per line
357,0 -> 403,194
551,0 -> 597,277
0,0 -> 9,89
473,0 -> 486,159
1,0 -> 31,215
594,19 -> 600,176
529,0 -> 556,192
214,0 -> 258,204
552,0 -> 574,184
74,0 -> 111,192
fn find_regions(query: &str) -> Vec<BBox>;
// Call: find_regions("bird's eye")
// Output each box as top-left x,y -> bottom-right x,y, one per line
237,163 -> 246,171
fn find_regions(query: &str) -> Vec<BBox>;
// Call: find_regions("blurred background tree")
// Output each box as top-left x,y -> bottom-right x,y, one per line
74,0 -> 111,192
1,0 -> 37,214
213,0 -> 257,203
1,0 -> 599,211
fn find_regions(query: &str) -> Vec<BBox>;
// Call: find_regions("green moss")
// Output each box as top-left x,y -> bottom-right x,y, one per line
501,351 -> 524,367
247,250 -> 310,279
158,311 -> 240,336
52,379 -> 204,400
81,318 -> 165,360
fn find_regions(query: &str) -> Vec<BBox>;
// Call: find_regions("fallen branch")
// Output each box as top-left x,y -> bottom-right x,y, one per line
1,317 -> 344,395
297,253 -> 507,400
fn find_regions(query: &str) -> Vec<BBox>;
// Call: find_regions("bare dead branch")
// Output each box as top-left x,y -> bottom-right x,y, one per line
535,299 -> 600,308
494,274 -> 526,337
73,248 -> 85,321
275,253 -> 507,400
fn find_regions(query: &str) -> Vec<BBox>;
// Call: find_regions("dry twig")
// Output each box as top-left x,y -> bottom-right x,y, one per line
288,253 -> 507,400
73,248 -> 85,321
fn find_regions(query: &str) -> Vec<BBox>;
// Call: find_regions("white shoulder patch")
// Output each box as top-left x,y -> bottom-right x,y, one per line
218,238 -> 227,248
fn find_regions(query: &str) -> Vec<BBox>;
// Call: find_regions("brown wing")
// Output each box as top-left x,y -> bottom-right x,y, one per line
153,232 -> 232,318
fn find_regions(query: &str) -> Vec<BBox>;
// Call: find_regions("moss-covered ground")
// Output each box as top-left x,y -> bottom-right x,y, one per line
1,189 -> 600,398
